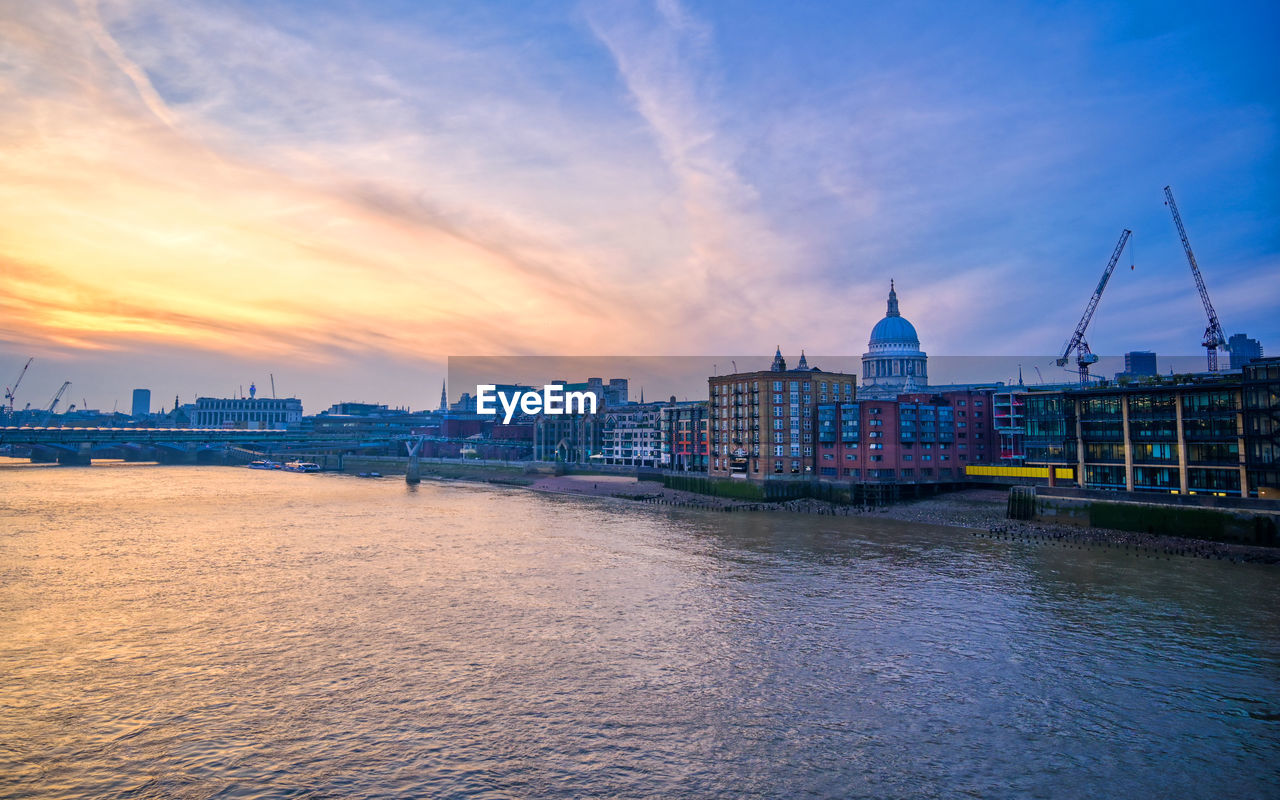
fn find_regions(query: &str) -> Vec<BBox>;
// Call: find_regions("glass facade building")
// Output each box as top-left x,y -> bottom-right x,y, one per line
1243,357 -> 1280,495
1021,375 -> 1258,497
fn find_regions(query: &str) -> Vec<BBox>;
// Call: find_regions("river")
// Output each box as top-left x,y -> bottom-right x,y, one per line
1,463 -> 1277,798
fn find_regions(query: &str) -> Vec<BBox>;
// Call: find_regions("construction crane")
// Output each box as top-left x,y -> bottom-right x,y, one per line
1163,186 -> 1227,371
4,357 -> 33,415
41,381 -> 71,427
1057,229 -> 1132,385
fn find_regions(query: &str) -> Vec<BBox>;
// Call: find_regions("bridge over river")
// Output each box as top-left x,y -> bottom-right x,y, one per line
0,427 -> 392,465
0,427 -> 525,466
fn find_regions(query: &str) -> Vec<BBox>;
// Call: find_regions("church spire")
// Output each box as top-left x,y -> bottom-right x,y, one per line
886,280 -> 900,317
771,346 -> 787,372
797,350 -> 808,370
439,380 -> 448,412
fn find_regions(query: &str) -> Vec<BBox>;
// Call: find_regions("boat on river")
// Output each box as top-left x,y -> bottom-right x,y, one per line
247,460 -> 283,470
283,461 -> 321,473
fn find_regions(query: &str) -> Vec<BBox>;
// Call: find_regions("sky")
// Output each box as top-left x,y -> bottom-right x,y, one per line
1,0 -> 1276,411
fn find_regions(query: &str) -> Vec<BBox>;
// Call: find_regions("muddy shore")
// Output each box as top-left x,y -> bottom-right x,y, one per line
520,475 -> 1279,565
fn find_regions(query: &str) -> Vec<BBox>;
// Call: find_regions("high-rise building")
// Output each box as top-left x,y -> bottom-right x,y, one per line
601,402 -> 664,467
660,399 -> 709,472
1115,350 -> 1158,382
1242,357 -> 1280,495
994,388 -> 1025,464
1229,334 -> 1263,369
1126,351 -> 1157,376
547,377 -> 628,407
131,388 -> 151,418
708,350 -> 858,478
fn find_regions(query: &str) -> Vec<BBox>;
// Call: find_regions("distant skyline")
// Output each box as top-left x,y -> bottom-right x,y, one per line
1,0 -> 1276,411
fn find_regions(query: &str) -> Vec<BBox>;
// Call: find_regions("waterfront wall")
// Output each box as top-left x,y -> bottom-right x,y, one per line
1026,488 -> 1280,546
286,454 -> 547,485
658,474 -> 950,505
663,473 -> 768,501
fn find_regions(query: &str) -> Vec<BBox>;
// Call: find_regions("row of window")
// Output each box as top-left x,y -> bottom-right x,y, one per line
712,380 -> 855,394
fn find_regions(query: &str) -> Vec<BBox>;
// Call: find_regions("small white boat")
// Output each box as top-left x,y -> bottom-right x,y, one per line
247,460 -> 271,469
283,461 -> 322,473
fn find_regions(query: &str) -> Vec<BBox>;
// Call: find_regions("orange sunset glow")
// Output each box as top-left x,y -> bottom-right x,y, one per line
2,0 -> 1276,410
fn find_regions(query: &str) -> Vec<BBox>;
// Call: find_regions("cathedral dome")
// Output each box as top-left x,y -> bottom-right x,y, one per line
867,280 -> 920,350
869,314 -> 919,347
861,280 -> 928,398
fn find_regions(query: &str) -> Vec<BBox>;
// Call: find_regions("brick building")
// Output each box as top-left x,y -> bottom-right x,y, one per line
708,349 -> 858,478
660,399 -> 709,471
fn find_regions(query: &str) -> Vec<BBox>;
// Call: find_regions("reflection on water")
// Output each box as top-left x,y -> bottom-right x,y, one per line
1,465 -> 1277,799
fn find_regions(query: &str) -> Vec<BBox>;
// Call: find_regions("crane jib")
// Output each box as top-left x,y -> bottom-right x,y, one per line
1163,186 -> 1227,370
1059,228 -> 1131,385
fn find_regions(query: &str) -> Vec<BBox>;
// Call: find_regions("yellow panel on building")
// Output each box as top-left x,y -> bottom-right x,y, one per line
965,465 -> 1075,481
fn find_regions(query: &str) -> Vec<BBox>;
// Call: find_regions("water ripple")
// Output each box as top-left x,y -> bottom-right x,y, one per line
1,466 -> 1277,799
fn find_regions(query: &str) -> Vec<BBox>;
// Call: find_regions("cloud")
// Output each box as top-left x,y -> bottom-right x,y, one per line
0,0 -> 715,374
584,0 -> 822,343
0,0 -> 1275,410
75,0 -> 178,128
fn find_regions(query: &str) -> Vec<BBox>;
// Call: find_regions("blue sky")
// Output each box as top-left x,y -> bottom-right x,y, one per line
0,0 -> 1275,409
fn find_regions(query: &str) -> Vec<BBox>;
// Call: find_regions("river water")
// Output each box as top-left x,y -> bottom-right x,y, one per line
1,463 -> 1277,799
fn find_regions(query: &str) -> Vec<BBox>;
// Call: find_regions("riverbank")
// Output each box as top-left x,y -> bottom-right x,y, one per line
867,489 -> 1280,565
521,475 -> 1280,565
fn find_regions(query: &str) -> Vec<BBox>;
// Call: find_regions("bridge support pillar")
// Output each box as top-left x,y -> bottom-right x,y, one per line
122,446 -> 154,462
155,446 -> 197,465
29,447 -> 57,463
405,437 -> 422,484
57,443 -> 93,466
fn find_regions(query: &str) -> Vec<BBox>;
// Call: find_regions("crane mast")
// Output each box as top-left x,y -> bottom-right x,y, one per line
1057,229 -> 1131,385
1163,186 -> 1227,371
4,357 -> 33,416
42,381 -> 71,427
